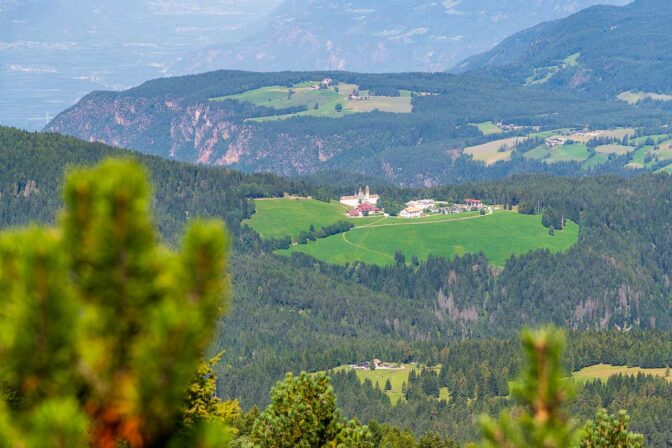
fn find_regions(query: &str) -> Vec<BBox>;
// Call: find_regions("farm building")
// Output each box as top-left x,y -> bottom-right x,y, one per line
340,186 -> 380,208
546,137 -> 567,148
464,199 -> 482,208
400,206 -> 423,218
347,202 -> 382,217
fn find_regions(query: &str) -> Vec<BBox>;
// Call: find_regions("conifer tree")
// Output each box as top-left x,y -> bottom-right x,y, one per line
183,353 -> 241,430
475,327 -> 579,448
0,159 -> 231,447
248,372 -> 374,447
580,409 -> 644,448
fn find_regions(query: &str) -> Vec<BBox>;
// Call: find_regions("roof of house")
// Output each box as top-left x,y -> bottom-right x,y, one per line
347,209 -> 361,216
404,206 -> 423,213
358,203 -> 380,212
465,199 -> 482,204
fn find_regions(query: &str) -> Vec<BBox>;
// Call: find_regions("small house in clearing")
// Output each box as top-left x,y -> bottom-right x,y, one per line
546,137 -> 567,148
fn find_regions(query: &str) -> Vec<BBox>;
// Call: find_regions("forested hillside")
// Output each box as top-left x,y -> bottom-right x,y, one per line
456,0 -> 672,99
45,70 -> 671,186
3,127 -> 672,444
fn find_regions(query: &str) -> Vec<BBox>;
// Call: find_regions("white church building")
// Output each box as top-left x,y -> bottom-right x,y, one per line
340,186 -> 379,208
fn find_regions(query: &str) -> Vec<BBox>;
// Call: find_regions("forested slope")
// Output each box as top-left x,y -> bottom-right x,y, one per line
3,127 -> 672,445
456,0 -> 672,98
44,70 -> 670,185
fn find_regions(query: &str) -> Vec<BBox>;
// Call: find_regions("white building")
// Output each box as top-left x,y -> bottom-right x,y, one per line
406,199 -> 435,209
340,186 -> 379,208
400,206 -> 423,218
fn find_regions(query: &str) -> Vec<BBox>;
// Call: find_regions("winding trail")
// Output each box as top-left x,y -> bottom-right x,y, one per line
352,208 -> 494,230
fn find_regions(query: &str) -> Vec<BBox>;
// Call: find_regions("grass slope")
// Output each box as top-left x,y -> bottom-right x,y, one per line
245,198 -> 350,239
573,364 -> 672,383
213,81 -> 411,122
330,364 -> 447,404
280,210 -> 579,266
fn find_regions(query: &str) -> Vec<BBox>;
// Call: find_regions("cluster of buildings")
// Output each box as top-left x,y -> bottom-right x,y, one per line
340,188 -> 487,219
340,186 -> 383,217
309,78 -> 334,90
349,359 -> 404,371
348,92 -> 372,101
398,198 -> 485,218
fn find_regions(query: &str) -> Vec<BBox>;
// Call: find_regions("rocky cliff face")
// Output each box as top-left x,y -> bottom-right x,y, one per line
46,92 -> 378,177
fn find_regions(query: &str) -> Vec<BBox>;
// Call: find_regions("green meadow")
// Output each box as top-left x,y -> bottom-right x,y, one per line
245,198 -> 351,239
525,143 -> 590,163
279,210 -> 579,267
573,364 -> 672,383
474,121 -> 503,136
212,81 -> 412,122
328,364 -> 448,404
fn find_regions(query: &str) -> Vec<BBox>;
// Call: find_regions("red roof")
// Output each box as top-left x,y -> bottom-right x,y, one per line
358,203 -> 381,212
465,199 -> 482,205
347,209 -> 361,217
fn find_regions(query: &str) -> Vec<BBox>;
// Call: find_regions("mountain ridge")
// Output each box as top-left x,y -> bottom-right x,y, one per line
176,0 -> 629,74
454,0 -> 672,98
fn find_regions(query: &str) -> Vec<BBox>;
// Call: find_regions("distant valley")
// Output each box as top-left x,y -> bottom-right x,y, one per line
2,0 -> 628,130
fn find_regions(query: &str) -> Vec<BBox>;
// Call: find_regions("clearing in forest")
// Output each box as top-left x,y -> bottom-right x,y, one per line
245,198 -> 351,239
573,364 -> 672,383
280,210 -> 579,267
211,81 -> 412,122
328,363 -> 448,404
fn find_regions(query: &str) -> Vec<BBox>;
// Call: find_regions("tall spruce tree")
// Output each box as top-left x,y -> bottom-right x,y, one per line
0,159 -> 231,447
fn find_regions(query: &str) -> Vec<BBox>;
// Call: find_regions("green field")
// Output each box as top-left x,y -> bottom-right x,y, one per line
582,153 -> 609,170
474,121 -> 504,136
573,364 -> 672,383
617,91 -> 672,105
212,81 -> 412,122
464,136 -> 525,164
525,143 -> 590,163
329,364 -> 447,404
245,198 -> 350,239
280,210 -> 579,266
595,144 -> 633,155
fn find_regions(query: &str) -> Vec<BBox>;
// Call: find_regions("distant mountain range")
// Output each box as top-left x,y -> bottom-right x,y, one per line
455,0 -> 672,98
178,0 -> 629,74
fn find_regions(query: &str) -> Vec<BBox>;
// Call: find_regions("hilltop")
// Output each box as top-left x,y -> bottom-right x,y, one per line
455,0 -> 672,99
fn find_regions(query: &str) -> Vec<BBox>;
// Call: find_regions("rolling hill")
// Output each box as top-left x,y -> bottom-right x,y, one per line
455,0 -> 672,98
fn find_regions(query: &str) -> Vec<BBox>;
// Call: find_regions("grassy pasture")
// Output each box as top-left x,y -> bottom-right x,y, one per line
630,134 -> 670,146
245,198 -> 350,239
329,364 -> 447,404
525,143 -> 590,163
617,91 -> 672,104
573,364 -> 672,383
595,144 -> 633,155
280,210 -> 579,267
474,121 -> 504,136
213,81 -> 412,122
582,153 -> 609,170
464,136 -> 525,165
